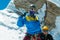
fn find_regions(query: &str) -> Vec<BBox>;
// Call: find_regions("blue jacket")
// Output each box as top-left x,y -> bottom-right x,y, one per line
17,16 -> 42,35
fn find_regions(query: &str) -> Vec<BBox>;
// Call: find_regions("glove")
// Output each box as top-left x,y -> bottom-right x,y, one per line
21,12 -> 28,17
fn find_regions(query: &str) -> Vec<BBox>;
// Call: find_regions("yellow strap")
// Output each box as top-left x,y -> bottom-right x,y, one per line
26,16 -> 38,21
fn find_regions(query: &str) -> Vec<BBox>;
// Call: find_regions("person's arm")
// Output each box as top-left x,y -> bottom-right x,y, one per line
49,34 -> 54,40
17,16 -> 24,27
50,35 -> 54,40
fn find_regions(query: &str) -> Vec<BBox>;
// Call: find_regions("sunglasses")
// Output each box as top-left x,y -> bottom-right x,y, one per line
43,30 -> 48,32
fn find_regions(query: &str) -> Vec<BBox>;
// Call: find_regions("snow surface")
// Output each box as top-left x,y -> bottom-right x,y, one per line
48,0 -> 60,7
0,0 -> 60,40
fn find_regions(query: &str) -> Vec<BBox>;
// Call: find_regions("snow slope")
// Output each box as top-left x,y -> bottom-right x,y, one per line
0,0 -> 26,40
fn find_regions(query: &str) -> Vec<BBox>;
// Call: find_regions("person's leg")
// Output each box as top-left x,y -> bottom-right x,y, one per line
37,34 -> 41,40
32,35 -> 37,40
31,34 -> 41,40
23,34 -> 31,40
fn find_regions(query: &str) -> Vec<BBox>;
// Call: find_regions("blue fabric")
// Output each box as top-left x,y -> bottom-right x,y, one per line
17,16 -> 42,35
17,16 -> 24,27
0,0 -> 10,10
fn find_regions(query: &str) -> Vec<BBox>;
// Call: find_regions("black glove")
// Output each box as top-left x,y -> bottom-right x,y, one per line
21,12 -> 28,17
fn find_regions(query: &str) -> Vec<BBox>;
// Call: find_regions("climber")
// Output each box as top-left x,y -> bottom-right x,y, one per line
17,9 -> 42,40
40,26 -> 53,40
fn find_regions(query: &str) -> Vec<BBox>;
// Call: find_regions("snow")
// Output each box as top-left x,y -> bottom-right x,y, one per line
0,26 -> 19,40
0,1 -> 26,40
0,10 -> 26,40
47,0 -> 60,40
0,0 -> 60,40
50,16 -> 60,40
48,0 -> 60,7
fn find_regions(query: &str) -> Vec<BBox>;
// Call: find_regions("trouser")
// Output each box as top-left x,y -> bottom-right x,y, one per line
23,33 -> 41,40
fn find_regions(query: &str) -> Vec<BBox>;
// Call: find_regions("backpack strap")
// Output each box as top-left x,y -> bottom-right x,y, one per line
26,16 -> 38,21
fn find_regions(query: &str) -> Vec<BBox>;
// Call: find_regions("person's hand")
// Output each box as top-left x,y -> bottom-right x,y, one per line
21,12 -> 28,17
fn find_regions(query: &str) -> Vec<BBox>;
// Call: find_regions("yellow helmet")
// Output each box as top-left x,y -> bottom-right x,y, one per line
42,26 -> 49,31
